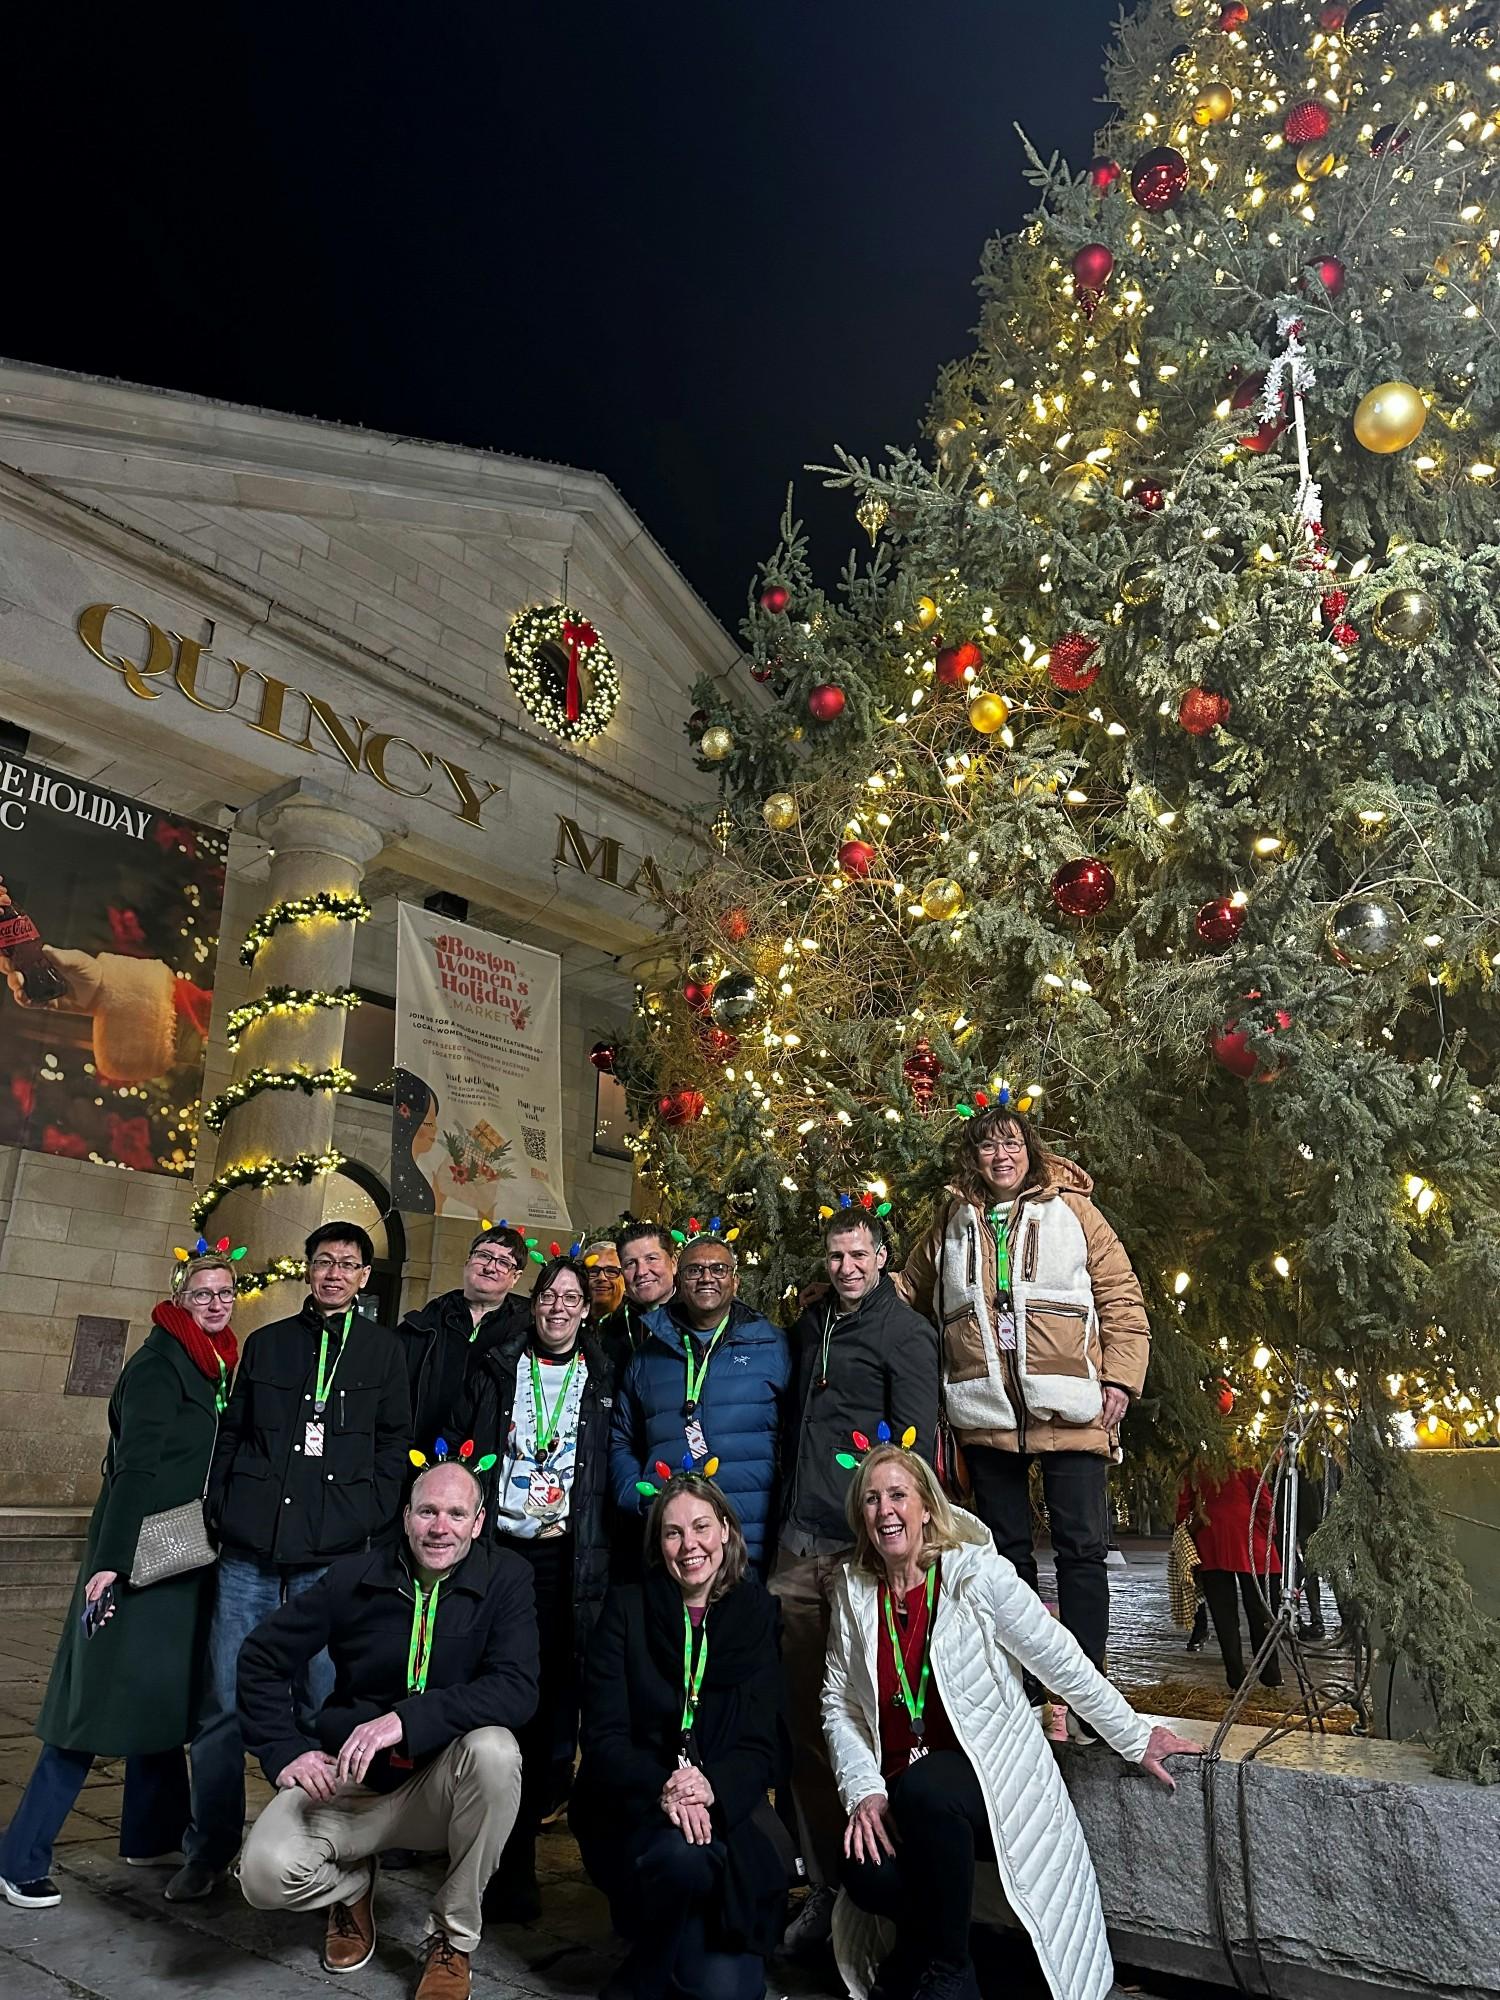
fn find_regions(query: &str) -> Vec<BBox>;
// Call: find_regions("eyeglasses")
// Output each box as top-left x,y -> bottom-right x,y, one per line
185,1289 -> 235,1306
686,1263 -> 734,1279
977,1136 -> 1028,1155
310,1256 -> 368,1275
470,1253 -> 520,1273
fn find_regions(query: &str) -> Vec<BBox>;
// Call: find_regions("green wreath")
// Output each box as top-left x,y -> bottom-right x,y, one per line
506,604 -> 620,742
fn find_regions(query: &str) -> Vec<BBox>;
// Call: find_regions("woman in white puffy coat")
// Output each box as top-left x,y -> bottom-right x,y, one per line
821,1445 -> 1197,2000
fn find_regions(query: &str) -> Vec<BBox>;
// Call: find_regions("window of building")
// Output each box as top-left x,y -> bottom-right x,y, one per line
593,1068 -> 635,1162
344,988 -> 397,1101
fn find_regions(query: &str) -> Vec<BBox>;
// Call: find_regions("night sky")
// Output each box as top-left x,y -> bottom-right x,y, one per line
8,0 -> 1118,629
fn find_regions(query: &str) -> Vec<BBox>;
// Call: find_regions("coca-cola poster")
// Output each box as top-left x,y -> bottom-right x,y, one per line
0,751 -> 229,1174
391,902 -> 569,1228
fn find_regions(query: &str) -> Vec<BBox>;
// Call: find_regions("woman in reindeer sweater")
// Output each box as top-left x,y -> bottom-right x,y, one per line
896,1101 -> 1149,1695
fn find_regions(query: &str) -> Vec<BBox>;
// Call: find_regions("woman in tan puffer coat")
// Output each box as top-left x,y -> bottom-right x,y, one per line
896,1104 -> 1149,1682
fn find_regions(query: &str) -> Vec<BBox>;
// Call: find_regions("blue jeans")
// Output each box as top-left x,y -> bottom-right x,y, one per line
0,1745 -> 188,1884
185,1553 -> 331,1869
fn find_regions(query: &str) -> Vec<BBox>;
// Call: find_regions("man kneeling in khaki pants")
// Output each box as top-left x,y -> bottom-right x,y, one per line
236,1459 -> 538,1999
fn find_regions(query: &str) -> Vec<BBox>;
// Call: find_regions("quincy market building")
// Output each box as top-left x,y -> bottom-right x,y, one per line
0,360 -> 737,1511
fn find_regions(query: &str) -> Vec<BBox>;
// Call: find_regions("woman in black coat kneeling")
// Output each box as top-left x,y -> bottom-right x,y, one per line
574,1473 -> 786,2000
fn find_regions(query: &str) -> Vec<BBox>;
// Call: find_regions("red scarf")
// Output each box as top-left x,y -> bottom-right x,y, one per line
152,1299 -> 238,1382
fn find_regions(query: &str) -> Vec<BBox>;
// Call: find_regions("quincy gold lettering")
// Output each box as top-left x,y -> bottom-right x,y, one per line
78,602 -> 502,828
554,813 -> 664,905
77,604 -> 174,699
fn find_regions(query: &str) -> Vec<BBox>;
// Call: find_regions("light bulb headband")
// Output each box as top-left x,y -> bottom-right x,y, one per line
835,1421 -> 917,1471
670,1215 -> 741,1246
636,1451 -> 722,1498
409,1435 -> 498,1475
818,1191 -> 893,1221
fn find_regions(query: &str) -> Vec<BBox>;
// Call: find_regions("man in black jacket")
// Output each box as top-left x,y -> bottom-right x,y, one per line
397,1225 -> 531,1451
169,1222 -> 411,1904
238,1460 -> 538,2000
773,1209 -> 940,1959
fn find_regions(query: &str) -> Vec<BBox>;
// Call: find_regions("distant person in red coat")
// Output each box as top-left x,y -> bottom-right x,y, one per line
1177,1465 -> 1283,1692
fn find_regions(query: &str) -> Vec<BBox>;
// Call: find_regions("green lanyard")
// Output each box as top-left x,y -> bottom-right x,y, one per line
683,1314 -> 730,1415
529,1350 -> 580,1459
314,1308 -> 355,1415
681,1605 -> 709,1733
214,1357 -> 228,1417
986,1204 -> 1013,1296
883,1567 -> 937,1739
407,1577 -> 441,1694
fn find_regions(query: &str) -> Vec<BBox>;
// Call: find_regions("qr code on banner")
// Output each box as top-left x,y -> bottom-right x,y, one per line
521,1125 -> 548,1162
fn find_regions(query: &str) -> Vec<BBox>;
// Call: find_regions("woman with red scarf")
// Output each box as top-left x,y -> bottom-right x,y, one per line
0,1251 -> 238,1909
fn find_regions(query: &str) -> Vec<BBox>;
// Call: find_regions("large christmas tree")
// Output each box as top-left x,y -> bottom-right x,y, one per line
626,0 -> 1500,1776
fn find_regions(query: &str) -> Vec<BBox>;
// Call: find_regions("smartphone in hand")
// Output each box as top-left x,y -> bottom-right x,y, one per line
81,1582 -> 117,1639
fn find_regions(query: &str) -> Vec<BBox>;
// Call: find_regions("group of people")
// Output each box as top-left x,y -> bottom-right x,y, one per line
0,1102 -> 1200,2000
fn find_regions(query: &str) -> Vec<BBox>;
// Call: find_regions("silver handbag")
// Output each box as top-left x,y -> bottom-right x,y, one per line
126,1392 -> 220,1589
130,1498 -> 216,1588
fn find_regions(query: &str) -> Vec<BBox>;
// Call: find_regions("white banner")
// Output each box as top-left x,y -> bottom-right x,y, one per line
392,904 -> 569,1229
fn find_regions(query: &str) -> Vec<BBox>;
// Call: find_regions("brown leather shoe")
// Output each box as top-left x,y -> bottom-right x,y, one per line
322,1865 -> 377,1973
415,1931 -> 471,1999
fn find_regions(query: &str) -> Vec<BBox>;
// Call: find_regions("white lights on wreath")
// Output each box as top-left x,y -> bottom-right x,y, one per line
505,603 -> 620,742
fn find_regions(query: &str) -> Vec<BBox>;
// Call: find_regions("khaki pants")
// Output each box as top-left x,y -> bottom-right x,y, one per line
239,1727 -> 521,1956
769,1547 -> 848,1890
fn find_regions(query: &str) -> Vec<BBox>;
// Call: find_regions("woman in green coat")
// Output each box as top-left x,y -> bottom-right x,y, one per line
0,1250 -> 238,1909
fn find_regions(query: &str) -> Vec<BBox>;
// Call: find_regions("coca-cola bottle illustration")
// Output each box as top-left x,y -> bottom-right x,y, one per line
0,888 -> 70,1004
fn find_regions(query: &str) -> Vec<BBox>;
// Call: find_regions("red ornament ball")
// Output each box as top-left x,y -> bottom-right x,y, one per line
750,658 -> 777,684
838,839 -> 877,878
588,1040 -> 617,1074
1283,99 -> 1332,145
699,1026 -> 739,1066
935,640 -> 983,685
1195,897 -> 1245,950
1179,687 -> 1232,735
1303,253 -> 1346,298
1210,998 -> 1292,1081
1088,156 -> 1122,190
1370,122 -> 1410,156
687,708 -> 709,735
1132,477 -> 1166,512
1131,146 -> 1189,213
759,583 -> 790,614
1071,243 -> 1115,290
718,905 -> 751,943
657,1087 -> 706,1126
1319,2 -> 1347,25
807,682 -> 847,723
682,980 -> 714,1013
1217,1380 -> 1237,1416
1048,633 -> 1101,692
1051,857 -> 1117,919
1218,1 -> 1249,27
1229,371 -> 1287,452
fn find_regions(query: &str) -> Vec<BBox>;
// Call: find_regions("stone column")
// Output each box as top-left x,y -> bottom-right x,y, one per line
207,780 -> 401,1332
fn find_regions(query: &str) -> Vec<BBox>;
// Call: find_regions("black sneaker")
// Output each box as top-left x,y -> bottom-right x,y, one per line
0,1873 -> 62,1908
912,1962 -> 981,2000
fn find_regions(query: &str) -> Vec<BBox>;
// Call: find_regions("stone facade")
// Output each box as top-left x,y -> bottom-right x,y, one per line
0,360 -> 739,1506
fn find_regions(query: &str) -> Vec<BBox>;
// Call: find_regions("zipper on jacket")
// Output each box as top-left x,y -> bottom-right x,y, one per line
966,1224 -> 977,1288
340,1387 -> 346,1431
1023,1218 -> 1039,1284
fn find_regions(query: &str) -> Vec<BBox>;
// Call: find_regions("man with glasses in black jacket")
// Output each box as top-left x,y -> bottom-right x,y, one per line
397,1226 -> 531,1452
168,1221 -> 410,1904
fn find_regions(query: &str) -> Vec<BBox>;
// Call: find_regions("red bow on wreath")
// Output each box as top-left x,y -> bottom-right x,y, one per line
560,618 -> 598,726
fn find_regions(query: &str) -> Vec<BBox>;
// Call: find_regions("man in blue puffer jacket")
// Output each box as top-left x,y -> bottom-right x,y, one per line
608,1234 -> 789,1574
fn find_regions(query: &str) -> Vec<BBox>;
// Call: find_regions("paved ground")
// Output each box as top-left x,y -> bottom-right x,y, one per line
0,1544 -> 1308,1999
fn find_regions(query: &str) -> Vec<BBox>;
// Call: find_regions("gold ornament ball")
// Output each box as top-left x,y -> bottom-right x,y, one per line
1119,559 -> 1163,607
700,724 -> 734,762
1353,381 -> 1427,454
1193,83 -> 1235,125
1171,0 -> 1196,14
642,987 -> 670,1017
686,948 -> 721,984
915,595 -> 939,629
1296,140 -> 1336,181
920,877 -> 965,920
1372,588 -> 1437,647
1054,460 -> 1110,507
762,791 -> 799,831
967,691 -> 1010,735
